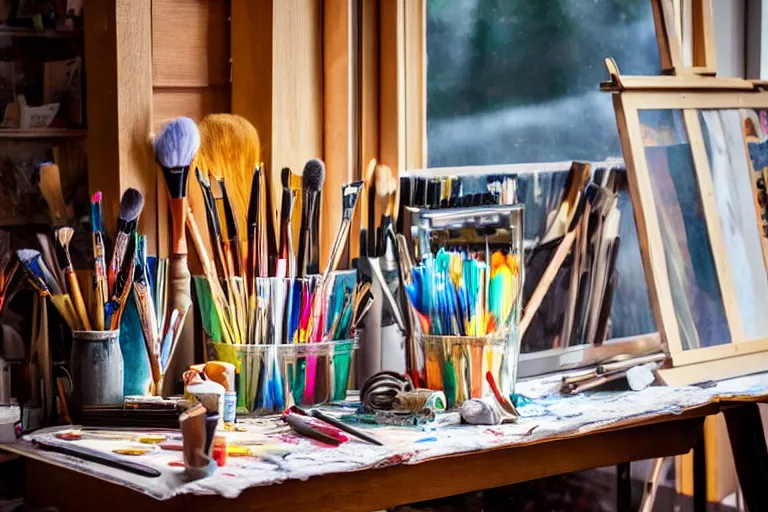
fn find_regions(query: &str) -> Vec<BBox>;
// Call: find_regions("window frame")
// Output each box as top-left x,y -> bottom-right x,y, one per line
387,0 -> 738,378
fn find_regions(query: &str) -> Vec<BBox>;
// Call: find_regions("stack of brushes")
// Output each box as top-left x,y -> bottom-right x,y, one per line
168,114 -> 362,347
16,189 -> 172,394
405,248 -> 521,337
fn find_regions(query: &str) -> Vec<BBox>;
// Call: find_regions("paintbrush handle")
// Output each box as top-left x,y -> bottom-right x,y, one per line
168,197 -> 188,255
34,438 -> 161,477
133,280 -> 162,386
66,269 -> 92,330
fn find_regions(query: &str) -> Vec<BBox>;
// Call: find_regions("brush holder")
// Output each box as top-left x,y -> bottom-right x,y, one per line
207,339 -> 356,414
420,331 -> 518,408
69,330 -> 124,414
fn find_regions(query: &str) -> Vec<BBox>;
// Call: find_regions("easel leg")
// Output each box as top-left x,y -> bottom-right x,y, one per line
724,404 -> 768,512
693,432 -> 706,512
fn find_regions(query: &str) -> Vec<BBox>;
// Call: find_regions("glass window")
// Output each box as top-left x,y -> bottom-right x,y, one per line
426,0 -> 661,167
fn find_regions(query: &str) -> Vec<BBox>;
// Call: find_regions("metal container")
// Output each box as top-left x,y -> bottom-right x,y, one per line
69,330 -> 124,411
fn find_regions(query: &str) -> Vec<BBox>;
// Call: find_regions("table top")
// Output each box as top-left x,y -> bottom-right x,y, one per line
4,372 -> 768,507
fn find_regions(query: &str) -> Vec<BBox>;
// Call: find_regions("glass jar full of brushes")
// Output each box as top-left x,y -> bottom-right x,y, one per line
407,205 -> 524,408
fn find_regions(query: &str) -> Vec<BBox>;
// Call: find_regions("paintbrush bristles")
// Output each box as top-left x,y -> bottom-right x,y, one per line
118,188 -> 144,225
302,159 -> 326,191
154,117 -> 201,169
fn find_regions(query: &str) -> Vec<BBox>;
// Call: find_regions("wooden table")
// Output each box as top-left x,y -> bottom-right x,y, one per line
4,402 -> 716,511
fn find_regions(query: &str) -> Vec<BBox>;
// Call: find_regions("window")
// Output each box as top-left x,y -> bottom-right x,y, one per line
426,0 -> 661,167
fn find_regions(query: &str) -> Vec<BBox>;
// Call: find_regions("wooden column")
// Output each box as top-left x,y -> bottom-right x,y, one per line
323,0 -> 357,266
231,0 -> 323,264
84,0 -> 156,252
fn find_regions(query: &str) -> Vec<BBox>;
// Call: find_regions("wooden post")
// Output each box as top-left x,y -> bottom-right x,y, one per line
84,0 -> 156,252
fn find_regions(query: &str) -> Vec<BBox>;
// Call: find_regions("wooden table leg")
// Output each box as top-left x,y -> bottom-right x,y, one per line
693,432 -> 706,512
724,404 -> 768,512
616,462 -> 631,512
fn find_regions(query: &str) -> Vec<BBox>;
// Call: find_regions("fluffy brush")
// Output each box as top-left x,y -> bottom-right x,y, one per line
154,117 -> 200,256
154,117 -> 200,388
108,188 -> 144,291
297,159 -> 326,277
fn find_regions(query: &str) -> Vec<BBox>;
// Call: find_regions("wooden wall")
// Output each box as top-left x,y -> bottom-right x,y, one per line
151,0 -> 230,133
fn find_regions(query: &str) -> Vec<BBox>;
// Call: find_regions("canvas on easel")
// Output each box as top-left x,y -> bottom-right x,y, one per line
604,58 -> 768,385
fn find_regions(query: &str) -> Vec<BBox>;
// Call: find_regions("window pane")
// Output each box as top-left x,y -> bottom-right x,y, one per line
426,0 -> 661,167
700,110 -> 768,341
639,109 -> 730,350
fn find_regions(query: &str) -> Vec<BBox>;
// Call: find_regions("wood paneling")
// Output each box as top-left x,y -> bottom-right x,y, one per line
152,87 -> 230,132
151,0 -> 229,88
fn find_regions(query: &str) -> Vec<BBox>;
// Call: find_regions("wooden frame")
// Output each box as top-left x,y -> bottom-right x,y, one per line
612,86 -> 768,385
651,0 -> 717,76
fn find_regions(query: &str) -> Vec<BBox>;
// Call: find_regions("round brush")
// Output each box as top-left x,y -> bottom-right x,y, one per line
375,164 -> 397,258
297,159 -> 326,277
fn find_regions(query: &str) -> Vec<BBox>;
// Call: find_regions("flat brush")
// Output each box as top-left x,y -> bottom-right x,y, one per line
297,159 -> 326,277
108,188 -> 144,291
18,249 -> 78,329
55,227 -> 91,330
38,162 -> 71,227
324,181 -> 363,277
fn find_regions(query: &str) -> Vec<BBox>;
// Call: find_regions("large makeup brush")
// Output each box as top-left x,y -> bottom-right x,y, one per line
154,116 -> 200,382
108,188 -> 144,291
55,227 -> 91,330
375,164 -> 397,257
297,159 -> 326,277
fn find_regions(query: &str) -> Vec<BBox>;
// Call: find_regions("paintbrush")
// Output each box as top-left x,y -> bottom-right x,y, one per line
375,164 -> 397,257
107,233 -> 137,330
133,235 -> 162,391
195,168 -> 227,282
55,227 -> 91,330
280,168 -> 298,278
246,165 -> 262,285
35,233 -> 65,295
17,249 -> 78,329
297,159 -> 326,277
324,181 -> 363,277
38,162 -> 71,227
91,191 -> 108,330
154,117 -> 200,380
34,438 -> 161,478
108,188 -> 144,292
186,208 -> 236,345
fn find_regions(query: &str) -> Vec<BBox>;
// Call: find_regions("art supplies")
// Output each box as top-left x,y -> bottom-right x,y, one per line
33,437 -> 161,478
281,406 -> 349,446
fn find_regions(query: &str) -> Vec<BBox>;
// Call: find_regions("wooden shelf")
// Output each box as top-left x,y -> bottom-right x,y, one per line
0,26 -> 82,38
0,128 -> 87,138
